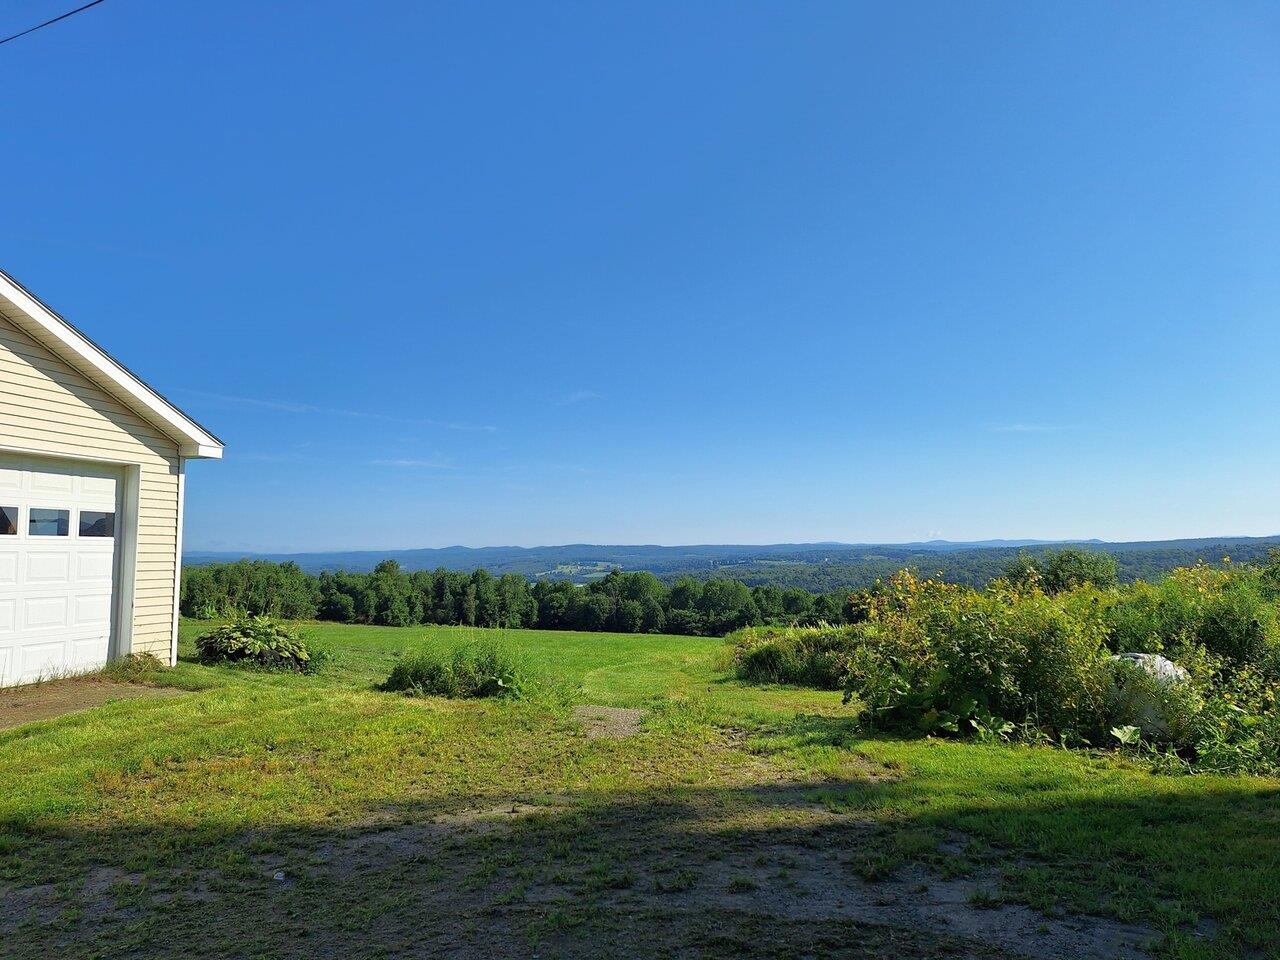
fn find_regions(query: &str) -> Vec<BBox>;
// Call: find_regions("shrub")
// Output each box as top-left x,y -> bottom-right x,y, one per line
195,615 -> 316,672
995,589 -> 1113,740
382,642 -> 530,699
1198,577 -> 1279,665
1102,579 -> 1201,655
1115,649 -> 1280,773
731,573 -> 1115,742
836,574 -> 1112,739
320,591 -> 357,623
1103,565 -> 1280,667
731,625 -> 855,688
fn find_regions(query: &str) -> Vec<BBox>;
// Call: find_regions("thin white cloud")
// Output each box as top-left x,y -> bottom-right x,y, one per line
990,423 -> 1074,434
181,389 -> 497,432
371,457 -> 457,469
558,389 -> 604,406
496,462 -> 599,475
232,452 -> 308,463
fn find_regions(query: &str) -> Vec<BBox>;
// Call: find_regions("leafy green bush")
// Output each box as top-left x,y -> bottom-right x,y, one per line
382,642 -> 530,699
1102,565 -> 1280,667
1101,578 -> 1201,655
1199,577 -> 1280,665
195,615 -> 317,672
850,575 -> 1114,740
995,590 -> 1114,738
733,573 -> 1113,742
1189,665 -> 1280,774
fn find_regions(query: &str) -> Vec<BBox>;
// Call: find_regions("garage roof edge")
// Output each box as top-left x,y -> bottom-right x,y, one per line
0,269 -> 223,460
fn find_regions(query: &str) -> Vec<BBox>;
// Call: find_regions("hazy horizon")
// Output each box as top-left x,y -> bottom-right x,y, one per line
185,532 -> 1280,557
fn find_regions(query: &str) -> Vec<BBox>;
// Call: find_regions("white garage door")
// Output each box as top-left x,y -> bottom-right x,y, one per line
0,455 -> 121,686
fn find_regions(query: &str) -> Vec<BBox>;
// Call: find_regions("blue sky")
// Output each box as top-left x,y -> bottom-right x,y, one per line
2,1 -> 1279,551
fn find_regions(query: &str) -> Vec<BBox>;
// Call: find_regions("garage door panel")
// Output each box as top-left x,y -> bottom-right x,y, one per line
0,467 -> 18,492
0,600 -> 14,633
18,640 -> 69,680
71,636 -> 110,668
22,596 -> 70,630
0,552 -> 16,583
79,475 -> 117,499
75,552 -> 114,581
24,551 -> 72,584
28,470 -> 74,496
72,594 -> 111,625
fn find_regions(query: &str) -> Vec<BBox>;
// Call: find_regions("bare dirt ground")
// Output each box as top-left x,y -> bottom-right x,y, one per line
0,677 -> 183,731
573,704 -> 646,739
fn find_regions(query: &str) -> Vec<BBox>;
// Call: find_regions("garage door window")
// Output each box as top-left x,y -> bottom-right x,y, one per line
79,511 -> 115,538
29,508 -> 69,536
0,506 -> 15,535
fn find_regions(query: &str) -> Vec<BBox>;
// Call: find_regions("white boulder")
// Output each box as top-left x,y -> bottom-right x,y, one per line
1112,652 -> 1189,684
1109,653 -> 1193,740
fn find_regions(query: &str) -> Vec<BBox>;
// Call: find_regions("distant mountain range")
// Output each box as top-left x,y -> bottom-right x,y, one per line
184,535 -> 1280,592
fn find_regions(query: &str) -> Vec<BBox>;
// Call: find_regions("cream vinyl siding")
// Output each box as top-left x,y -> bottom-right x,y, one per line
0,312 -> 181,661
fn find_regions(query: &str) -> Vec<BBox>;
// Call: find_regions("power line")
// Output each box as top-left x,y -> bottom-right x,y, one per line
0,0 -> 107,48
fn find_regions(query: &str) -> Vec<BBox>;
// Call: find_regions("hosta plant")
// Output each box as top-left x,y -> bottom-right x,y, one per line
195,615 -> 316,672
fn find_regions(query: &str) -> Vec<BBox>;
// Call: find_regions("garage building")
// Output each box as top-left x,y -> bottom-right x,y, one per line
0,270 -> 222,685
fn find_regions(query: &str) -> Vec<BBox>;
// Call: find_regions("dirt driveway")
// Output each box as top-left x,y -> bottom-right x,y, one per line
0,677 -> 183,731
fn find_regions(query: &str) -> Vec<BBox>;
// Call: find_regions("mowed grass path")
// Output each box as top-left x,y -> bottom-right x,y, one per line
0,620 -> 1276,960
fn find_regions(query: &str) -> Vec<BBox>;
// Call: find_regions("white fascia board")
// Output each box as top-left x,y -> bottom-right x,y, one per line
182,443 -> 225,459
0,271 -> 224,459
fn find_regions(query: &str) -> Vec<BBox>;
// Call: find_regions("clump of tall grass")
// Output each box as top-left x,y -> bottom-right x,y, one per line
731,624 -> 855,689
101,653 -> 166,682
382,641 -> 532,699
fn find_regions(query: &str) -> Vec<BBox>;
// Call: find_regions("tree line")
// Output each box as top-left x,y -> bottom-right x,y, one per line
673,544 -> 1215,593
180,548 -> 1129,637
180,559 -> 855,636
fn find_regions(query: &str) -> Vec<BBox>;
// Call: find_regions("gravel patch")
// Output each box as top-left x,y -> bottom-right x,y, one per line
573,705 -> 646,739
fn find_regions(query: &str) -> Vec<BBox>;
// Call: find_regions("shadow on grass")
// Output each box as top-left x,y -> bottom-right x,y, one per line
745,710 -> 869,750
3,730 -> 1277,960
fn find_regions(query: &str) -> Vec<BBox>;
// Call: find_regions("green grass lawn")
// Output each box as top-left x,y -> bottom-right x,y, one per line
0,620 -> 1276,959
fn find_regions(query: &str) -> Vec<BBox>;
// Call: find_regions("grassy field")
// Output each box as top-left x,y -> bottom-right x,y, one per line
0,621 -> 1277,959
